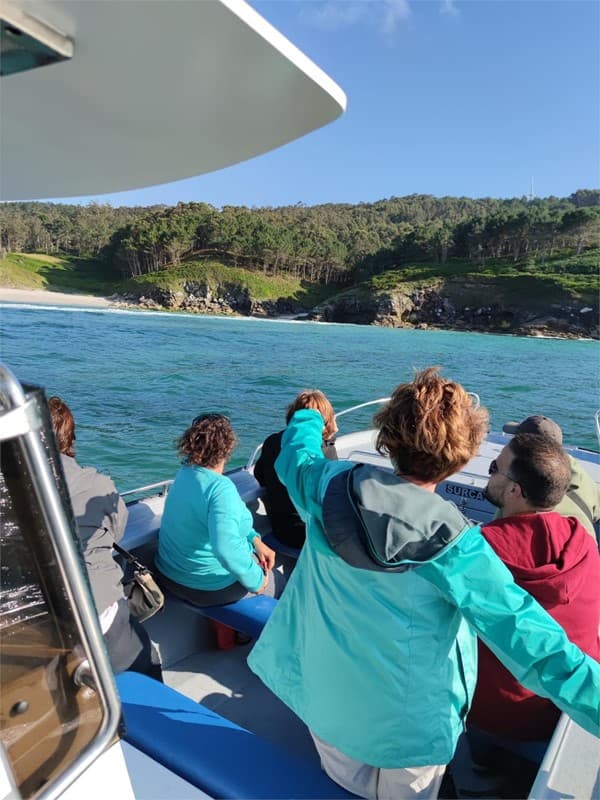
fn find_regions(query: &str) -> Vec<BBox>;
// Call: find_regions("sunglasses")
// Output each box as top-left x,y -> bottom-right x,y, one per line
489,459 -> 517,479
488,459 -> 522,491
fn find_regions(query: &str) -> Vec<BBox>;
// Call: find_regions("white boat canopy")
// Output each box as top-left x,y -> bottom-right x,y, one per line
0,0 -> 346,201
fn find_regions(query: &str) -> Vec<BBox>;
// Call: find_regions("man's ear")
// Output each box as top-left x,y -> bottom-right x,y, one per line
511,481 -> 525,500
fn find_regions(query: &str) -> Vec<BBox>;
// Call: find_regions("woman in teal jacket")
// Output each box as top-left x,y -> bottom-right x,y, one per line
248,369 -> 600,800
156,413 -> 279,605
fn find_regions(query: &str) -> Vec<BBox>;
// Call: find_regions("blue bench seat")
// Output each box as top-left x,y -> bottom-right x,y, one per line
262,533 -> 302,560
164,590 -> 276,639
116,671 -> 356,799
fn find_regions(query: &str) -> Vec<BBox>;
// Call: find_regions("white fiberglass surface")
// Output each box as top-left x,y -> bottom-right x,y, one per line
1,0 -> 345,200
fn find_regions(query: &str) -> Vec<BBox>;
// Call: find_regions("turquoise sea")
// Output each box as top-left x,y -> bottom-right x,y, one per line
1,303 -> 598,491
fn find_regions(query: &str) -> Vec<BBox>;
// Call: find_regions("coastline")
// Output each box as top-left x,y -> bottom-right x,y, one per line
0,287 -> 595,341
0,288 -> 113,308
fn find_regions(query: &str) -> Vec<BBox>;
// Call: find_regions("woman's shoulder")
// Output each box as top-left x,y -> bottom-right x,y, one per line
200,467 -> 238,493
174,464 -> 239,496
174,464 -> 218,487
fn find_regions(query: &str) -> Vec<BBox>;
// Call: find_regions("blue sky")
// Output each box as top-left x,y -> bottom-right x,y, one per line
68,0 -> 598,208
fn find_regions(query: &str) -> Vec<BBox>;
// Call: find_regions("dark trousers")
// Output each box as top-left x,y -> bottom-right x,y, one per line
104,598 -> 163,682
154,565 -> 285,607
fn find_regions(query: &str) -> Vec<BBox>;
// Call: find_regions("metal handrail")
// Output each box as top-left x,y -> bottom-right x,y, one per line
246,397 -> 390,470
246,397 -> 391,469
334,392 -> 480,419
245,392 -> 481,470
0,364 -> 122,800
246,443 -> 264,471
121,479 -> 173,499
595,410 -> 600,451
468,391 -> 481,409
334,397 -> 390,420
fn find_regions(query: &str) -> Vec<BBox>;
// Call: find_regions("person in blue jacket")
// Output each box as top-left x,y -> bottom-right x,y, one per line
248,368 -> 600,800
155,413 -> 283,605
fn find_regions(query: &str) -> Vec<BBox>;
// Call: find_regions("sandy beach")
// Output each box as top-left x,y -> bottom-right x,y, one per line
0,288 -> 113,308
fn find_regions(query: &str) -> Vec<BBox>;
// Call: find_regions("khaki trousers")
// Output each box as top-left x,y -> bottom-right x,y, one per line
311,732 -> 446,800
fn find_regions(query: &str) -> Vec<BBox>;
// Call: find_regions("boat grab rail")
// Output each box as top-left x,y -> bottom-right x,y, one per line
336,393 -> 480,419
122,479 -> 173,501
245,397 -> 393,469
334,397 -> 390,420
246,393 -> 480,469
0,364 -> 122,800
595,410 -> 600,451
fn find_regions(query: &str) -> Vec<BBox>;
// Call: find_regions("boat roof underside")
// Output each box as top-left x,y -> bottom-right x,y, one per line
0,0 -> 346,200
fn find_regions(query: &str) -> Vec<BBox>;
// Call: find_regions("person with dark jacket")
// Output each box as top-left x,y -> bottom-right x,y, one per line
254,390 -> 338,549
461,433 -> 600,795
49,396 -> 162,680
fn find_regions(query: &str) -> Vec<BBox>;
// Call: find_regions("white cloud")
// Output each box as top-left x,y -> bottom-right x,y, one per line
301,0 -> 412,34
382,0 -> 411,33
305,1 -> 366,30
440,0 -> 459,16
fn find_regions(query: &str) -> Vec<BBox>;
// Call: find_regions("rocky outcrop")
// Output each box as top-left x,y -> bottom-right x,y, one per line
109,281 -> 305,318
309,284 -> 599,339
109,279 -> 599,339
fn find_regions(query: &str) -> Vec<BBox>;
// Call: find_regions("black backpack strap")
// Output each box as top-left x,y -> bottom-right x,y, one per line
567,489 -> 595,526
113,541 -> 148,573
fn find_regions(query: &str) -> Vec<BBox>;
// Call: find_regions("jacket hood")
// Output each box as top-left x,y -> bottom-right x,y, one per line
482,512 -> 593,605
322,463 -> 472,571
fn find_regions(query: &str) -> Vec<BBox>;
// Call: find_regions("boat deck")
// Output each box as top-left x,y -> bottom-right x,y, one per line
164,641 -> 320,766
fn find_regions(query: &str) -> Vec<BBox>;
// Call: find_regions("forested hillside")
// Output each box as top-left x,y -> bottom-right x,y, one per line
1,191 -> 597,288
2,192 -> 597,338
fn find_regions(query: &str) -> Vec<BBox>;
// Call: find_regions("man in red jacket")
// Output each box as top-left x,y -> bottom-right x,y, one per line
461,433 -> 600,796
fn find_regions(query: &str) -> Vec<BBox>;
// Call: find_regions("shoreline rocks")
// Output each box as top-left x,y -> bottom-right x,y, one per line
308,284 -> 599,340
108,281 -> 599,341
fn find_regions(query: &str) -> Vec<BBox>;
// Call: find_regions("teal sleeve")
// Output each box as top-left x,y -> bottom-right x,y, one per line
418,526 -> 600,735
275,409 -> 347,522
207,480 -> 263,592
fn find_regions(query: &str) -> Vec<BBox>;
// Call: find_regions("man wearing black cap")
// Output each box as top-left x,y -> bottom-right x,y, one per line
503,415 -> 599,542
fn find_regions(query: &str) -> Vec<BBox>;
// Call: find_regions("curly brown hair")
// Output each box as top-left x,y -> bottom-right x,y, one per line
48,396 -> 76,458
374,367 -> 489,483
178,413 -> 237,468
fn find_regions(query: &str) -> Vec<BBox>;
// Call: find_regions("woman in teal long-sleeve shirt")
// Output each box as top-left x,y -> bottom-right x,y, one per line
155,413 -> 280,605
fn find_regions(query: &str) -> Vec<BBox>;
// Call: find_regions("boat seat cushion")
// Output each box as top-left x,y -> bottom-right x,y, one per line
116,671 -> 356,799
165,591 -> 276,639
262,533 -> 301,560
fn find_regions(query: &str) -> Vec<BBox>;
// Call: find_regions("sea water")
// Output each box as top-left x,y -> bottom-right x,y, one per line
1,303 -> 598,491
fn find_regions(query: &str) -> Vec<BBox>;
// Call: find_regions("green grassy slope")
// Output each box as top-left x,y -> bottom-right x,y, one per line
0,253 -> 117,294
2,249 -> 598,309
124,259 -> 333,307
348,250 -> 600,307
